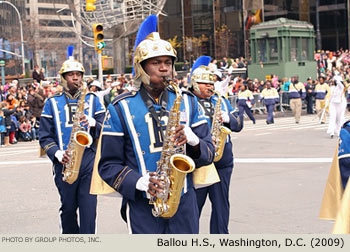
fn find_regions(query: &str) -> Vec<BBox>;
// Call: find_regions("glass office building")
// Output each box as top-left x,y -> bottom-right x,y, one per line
159,0 -> 349,61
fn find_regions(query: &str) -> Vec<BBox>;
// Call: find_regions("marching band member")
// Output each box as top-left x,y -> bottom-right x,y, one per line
237,83 -> 256,124
259,80 -> 279,124
97,15 -> 214,234
39,46 -> 105,234
188,56 -> 243,233
288,75 -> 306,124
327,75 -> 348,138
314,76 -> 330,124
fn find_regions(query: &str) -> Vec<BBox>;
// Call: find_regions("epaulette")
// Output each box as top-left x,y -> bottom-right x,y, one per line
112,91 -> 138,105
181,89 -> 195,97
342,120 -> 350,128
53,92 -> 63,97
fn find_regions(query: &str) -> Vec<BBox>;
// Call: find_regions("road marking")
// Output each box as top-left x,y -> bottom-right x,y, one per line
0,149 -> 38,156
255,132 -> 272,136
0,160 -> 51,166
235,158 -> 332,163
0,157 -> 333,166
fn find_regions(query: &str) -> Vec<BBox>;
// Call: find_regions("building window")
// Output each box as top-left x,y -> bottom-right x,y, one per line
268,38 -> 278,62
290,37 -> 298,61
257,39 -> 267,63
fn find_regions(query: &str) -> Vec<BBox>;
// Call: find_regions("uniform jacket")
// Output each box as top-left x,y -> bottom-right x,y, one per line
314,83 -> 330,100
98,87 -> 215,201
288,82 -> 306,99
39,91 -> 105,165
260,87 -> 279,105
197,94 -> 243,168
237,89 -> 255,107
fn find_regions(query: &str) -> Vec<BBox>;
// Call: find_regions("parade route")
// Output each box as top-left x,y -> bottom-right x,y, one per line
0,113 -> 341,234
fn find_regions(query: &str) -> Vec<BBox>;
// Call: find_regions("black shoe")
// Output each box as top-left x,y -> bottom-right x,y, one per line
321,122 -> 325,124
296,121 -> 299,124
253,121 -> 256,124
266,120 -> 269,124
331,135 -> 334,139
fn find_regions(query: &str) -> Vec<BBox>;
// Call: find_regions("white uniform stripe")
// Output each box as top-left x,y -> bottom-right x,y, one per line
88,95 -> 94,135
191,119 -> 207,128
51,99 -> 63,150
102,132 -> 124,136
41,114 -> 53,118
120,100 -> 147,175
126,203 -> 132,234
182,94 -> 190,194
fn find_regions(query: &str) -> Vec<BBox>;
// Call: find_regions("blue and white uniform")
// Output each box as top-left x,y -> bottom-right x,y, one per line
39,91 -> 105,234
98,87 -> 214,234
195,94 -> 242,233
260,87 -> 279,124
338,121 -> 350,189
237,89 -> 255,124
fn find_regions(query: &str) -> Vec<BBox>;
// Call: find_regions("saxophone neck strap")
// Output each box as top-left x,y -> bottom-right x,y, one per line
63,91 -> 82,113
140,85 -> 168,127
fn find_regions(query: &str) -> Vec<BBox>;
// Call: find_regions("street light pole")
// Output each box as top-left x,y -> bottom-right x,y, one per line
0,1 -> 25,76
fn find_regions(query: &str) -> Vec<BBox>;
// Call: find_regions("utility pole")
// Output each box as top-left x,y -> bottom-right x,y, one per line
316,0 -> 322,50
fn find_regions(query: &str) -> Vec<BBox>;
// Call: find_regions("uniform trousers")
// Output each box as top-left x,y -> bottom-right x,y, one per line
53,150 -> 97,234
315,99 -> 327,123
327,101 -> 347,137
238,104 -> 255,124
266,104 -> 275,123
290,98 -> 302,123
195,166 -> 233,234
126,187 -> 199,234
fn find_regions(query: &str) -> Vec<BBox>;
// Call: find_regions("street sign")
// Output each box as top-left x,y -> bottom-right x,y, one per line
0,60 -> 5,67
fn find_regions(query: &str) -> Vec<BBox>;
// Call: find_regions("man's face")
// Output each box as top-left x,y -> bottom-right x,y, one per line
196,82 -> 214,99
143,56 -> 173,88
64,71 -> 83,92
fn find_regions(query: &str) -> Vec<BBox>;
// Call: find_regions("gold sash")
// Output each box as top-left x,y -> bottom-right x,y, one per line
193,163 -> 220,189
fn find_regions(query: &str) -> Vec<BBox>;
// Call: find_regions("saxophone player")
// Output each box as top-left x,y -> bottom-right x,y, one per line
97,15 -> 214,234
188,56 -> 243,234
38,46 -> 106,234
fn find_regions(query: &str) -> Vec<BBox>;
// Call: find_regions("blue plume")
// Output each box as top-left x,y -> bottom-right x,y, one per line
67,45 -> 74,59
132,15 -> 158,76
133,15 -> 158,51
188,56 -> 211,83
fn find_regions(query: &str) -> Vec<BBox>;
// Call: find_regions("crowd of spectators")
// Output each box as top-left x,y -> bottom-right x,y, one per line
2,49 -> 350,147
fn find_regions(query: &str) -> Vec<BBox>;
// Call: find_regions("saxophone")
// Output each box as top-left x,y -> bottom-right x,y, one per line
149,78 -> 195,218
211,90 -> 232,162
62,82 -> 93,184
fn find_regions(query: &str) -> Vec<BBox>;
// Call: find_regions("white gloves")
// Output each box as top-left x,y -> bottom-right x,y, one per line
87,117 -> 96,127
221,112 -> 230,123
136,173 -> 151,192
334,75 -> 343,84
183,125 -> 200,146
55,150 -> 65,162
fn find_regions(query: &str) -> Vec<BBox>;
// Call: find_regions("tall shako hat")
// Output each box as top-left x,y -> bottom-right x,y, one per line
133,15 -> 177,89
59,45 -> 85,90
188,56 -> 214,94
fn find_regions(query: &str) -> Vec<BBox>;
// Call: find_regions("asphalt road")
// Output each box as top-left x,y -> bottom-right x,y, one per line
0,112 -> 343,234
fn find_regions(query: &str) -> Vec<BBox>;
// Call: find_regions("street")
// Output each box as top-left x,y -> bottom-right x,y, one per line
0,113 -> 341,234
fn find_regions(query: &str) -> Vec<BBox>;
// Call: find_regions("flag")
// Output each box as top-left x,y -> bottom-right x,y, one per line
90,118 -> 121,197
319,144 -> 344,220
332,177 -> 350,234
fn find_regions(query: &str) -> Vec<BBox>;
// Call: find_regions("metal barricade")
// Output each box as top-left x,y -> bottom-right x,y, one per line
251,93 -> 265,114
279,91 -> 290,112
227,95 -> 238,110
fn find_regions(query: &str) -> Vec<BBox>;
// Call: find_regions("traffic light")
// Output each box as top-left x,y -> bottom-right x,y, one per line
86,0 -> 96,12
93,24 -> 105,53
